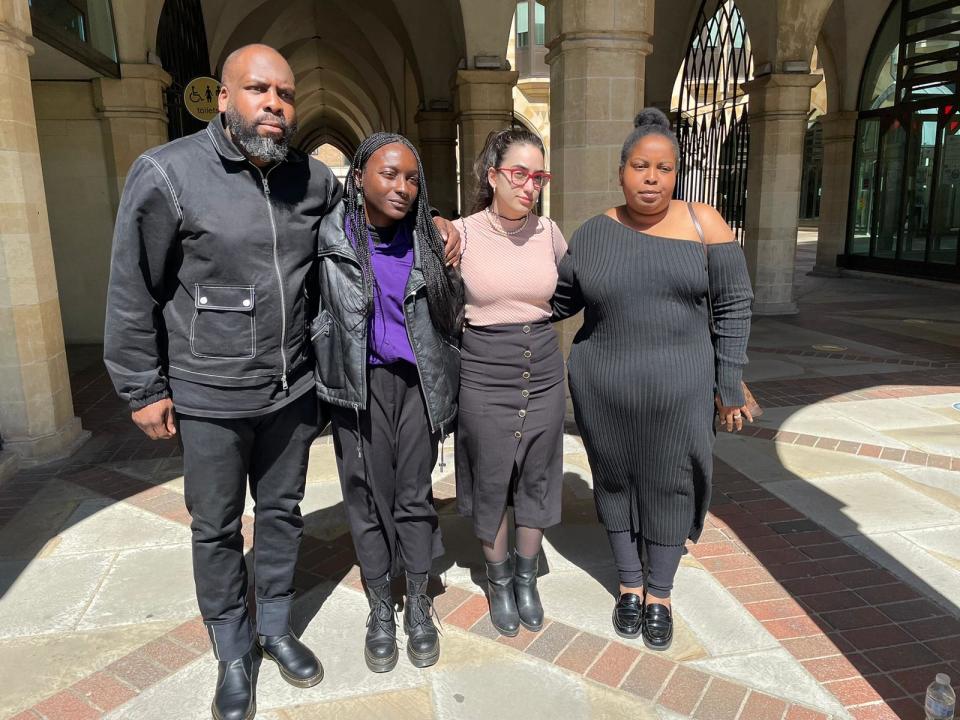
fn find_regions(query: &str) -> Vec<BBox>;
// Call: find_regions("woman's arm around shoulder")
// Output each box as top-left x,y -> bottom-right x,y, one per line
546,217 -> 569,264
550,221 -> 584,321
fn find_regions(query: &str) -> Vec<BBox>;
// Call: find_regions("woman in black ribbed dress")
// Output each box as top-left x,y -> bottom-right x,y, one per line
552,109 -> 753,651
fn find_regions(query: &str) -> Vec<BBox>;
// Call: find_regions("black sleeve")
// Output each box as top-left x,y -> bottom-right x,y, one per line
103,156 -> 182,410
551,242 -> 585,321
709,243 -> 753,406
326,167 -> 344,209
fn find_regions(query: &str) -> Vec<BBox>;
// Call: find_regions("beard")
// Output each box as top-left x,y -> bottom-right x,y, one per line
225,104 -> 297,163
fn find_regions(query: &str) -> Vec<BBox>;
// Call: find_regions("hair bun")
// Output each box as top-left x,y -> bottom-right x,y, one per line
634,108 -> 671,130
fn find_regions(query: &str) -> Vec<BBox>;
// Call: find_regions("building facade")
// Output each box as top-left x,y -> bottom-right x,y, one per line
0,0 -> 953,474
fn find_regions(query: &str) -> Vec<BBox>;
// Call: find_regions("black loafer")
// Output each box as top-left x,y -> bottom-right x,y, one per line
211,647 -> 257,720
258,633 -> 324,688
612,593 -> 643,639
642,602 -> 673,651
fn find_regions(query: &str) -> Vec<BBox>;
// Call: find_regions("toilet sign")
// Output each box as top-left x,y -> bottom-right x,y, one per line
183,76 -> 220,122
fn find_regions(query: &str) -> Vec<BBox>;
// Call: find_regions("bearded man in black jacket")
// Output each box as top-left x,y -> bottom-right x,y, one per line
103,44 -> 460,720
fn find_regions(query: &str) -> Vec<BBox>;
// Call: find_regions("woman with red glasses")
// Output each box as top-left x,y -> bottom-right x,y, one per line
454,128 -> 566,637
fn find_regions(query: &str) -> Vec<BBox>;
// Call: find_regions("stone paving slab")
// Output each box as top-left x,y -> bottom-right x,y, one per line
0,553 -> 115,638
822,399 -> 957,432
77,546 -> 197,631
893,465 -> 960,503
763,472 -> 960,537
51,499 -> 190,556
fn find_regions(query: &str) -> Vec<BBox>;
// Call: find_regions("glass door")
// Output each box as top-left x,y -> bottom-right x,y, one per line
873,115 -> 908,258
850,119 -> 880,255
930,107 -> 960,264
900,108 -> 939,260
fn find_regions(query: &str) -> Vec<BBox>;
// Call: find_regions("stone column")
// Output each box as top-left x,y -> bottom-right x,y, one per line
543,0 -> 654,369
543,0 -> 654,235
454,70 -> 519,213
741,72 -> 822,315
811,111 -> 858,277
415,110 -> 459,218
93,63 -> 170,208
0,1 -> 86,468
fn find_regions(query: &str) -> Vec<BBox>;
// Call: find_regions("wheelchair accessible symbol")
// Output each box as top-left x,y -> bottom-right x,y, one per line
184,76 -> 220,122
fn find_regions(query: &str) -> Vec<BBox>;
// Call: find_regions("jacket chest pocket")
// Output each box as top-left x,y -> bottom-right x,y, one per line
190,284 -> 256,360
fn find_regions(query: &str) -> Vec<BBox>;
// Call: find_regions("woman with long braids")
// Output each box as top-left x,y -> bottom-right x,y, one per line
454,128 -> 567,637
312,133 -> 463,672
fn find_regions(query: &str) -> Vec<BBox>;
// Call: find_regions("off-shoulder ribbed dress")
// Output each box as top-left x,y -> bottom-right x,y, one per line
553,214 -> 753,545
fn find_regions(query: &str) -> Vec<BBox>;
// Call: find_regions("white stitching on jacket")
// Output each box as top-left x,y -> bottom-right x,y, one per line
139,155 -> 183,220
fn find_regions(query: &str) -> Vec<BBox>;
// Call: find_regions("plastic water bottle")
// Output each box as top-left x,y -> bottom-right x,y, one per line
926,673 -> 956,720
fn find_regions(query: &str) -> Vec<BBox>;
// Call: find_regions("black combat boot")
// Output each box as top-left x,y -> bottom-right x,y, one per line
403,575 -> 440,668
364,580 -> 398,672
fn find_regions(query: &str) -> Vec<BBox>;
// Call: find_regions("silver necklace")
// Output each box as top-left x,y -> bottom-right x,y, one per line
486,207 -> 530,236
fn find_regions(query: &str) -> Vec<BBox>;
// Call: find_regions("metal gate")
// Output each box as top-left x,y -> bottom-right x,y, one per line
156,0 -> 212,141
673,0 -> 753,243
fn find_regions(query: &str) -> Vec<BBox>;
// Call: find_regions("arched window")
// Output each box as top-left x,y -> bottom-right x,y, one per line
673,1 -> 753,243
310,144 -> 351,185
859,2 -> 900,111
844,0 -> 960,280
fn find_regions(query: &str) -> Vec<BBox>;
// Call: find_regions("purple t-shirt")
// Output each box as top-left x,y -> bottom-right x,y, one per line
348,219 -> 416,366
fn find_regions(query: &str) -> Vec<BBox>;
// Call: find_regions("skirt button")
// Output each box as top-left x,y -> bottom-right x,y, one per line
522,325 -> 531,333
518,409 -> 527,418
514,431 -> 522,439
523,350 -> 532,359
522,371 -> 531,379
521,389 -> 530,398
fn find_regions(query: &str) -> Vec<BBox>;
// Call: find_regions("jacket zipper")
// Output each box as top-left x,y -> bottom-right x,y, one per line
255,164 -> 288,390
402,304 -> 451,459
403,285 -> 438,433
316,245 -> 366,442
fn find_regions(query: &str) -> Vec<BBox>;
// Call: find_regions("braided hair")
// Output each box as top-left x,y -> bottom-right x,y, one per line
471,127 -> 545,215
343,132 -> 462,340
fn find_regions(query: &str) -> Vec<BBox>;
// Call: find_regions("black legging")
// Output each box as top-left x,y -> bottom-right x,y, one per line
607,530 -> 684,599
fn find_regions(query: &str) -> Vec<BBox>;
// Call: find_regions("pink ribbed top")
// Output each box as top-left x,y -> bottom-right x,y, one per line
457,211 -> 568,326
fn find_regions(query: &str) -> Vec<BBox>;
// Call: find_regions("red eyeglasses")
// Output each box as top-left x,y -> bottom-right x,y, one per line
495,166 -> 552,190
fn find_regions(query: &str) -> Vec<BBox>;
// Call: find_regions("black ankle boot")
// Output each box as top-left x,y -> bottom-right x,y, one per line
211,646 -> 257,720
403,575 -> 440,668
258,633 -> 323,688
514,552 -> 544,632
364,580 -> 398,673
612,593 -> 643,640
485,556 -> 520,637
642,601 -> 673,650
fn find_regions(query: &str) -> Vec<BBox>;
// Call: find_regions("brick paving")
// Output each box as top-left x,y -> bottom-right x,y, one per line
8,426 -> 954,719
4,265 -> 960,719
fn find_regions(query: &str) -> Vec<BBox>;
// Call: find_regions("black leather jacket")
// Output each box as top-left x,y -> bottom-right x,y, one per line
103,116 -> 341,409
312,202 -> 462,434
